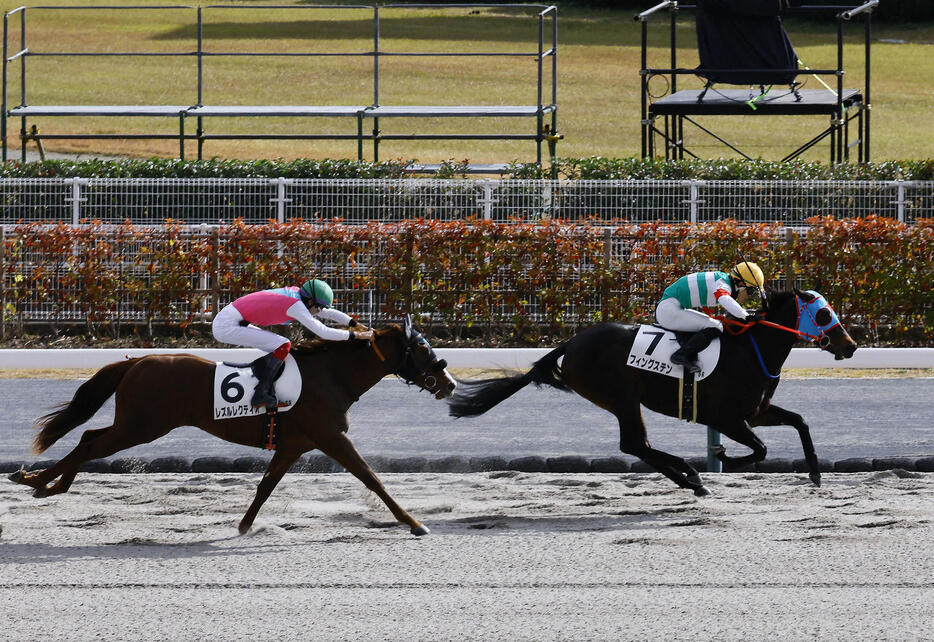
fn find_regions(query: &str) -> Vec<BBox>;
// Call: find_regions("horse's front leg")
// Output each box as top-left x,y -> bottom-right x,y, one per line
239,449 -> 302,534
749,404 -> 821,487
708,420 -> 767,472
316,430 -> 429,536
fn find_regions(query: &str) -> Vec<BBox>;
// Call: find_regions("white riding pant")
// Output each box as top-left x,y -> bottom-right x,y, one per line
212,304 -> 290,353
655,297 -> 724,333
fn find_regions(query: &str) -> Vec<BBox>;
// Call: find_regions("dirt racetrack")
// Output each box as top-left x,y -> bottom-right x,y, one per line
2,471 -> 933,640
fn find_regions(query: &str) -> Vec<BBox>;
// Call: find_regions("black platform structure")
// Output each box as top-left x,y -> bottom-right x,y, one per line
637,0 -> 878,163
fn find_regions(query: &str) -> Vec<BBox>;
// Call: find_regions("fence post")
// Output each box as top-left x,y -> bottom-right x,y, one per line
541,181 -> 552,220
197,224 -> 208,321
690,181 -> 699,223
602,227 -> 612,321
707,429 -> 722,473
64,178 -> 88,224
683,180 -> 703,223
269,177 -> 293,223
785,227 -> 796,290
895,181 -> 906,223
211,226 -> 220,322
405,233 -> 414,313
479,180 -> 496,221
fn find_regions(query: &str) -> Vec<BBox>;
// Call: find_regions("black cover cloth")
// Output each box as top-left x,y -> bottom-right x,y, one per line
695,0 -> 799,85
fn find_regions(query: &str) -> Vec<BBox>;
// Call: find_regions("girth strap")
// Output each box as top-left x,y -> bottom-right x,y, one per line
263,409 -> 279,451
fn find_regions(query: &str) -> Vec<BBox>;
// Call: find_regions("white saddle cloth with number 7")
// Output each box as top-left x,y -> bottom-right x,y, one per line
626,325 -> 720,381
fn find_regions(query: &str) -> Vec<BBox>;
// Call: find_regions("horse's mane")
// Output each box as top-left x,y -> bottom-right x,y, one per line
290,324 -> 402,356
765,289 -> 796,310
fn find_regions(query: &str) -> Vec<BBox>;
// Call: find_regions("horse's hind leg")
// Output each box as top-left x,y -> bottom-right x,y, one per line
11,427 -> 110,495
317,430 -> 429,536
238,449 -> 302,535
19,417 -> 174,497
615,403 -> 709,496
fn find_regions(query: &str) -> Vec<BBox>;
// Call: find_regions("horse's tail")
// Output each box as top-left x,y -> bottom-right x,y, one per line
33,358 -> 139,454
447,344 -> 569,418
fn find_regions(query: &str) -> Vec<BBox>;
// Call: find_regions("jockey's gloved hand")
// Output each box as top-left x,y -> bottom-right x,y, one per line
745,311 -> 763,323
352,329 -> 375,341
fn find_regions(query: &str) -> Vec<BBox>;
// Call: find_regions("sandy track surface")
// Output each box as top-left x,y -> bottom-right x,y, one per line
2,471 -> 933,640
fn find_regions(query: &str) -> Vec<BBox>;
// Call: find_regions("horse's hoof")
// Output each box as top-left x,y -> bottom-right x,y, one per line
809,472 -> 822,487
693,486 -> 712,497
237,523 -> 251,536
411,524 -> 430,536
32,486 -> 49,498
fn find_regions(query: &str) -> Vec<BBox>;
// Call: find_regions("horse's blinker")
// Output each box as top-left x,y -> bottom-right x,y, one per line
796,291 -> 841,344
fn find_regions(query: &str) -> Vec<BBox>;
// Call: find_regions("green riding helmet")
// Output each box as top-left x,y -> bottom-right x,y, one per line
300,278 -> 334,308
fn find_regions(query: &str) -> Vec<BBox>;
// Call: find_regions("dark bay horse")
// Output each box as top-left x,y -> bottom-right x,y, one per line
449,289 -> 857,496
9,316 -> 456,536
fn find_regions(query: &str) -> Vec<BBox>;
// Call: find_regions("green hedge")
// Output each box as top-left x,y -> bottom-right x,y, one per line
2,157 -> 933,180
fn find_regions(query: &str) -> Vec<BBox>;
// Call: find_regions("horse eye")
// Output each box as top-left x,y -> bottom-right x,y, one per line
815,308 -> 833,326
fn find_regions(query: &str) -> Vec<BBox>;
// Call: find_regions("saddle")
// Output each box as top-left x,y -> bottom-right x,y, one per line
223,359 -> 287,384
212,355 -> 302,421
652,324 -> 696,348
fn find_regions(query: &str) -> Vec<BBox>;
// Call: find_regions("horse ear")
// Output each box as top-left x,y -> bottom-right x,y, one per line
795,288 -> 815,302
403,314 -> 413,339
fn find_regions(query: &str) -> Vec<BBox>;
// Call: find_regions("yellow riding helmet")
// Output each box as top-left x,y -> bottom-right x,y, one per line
730,261 -> 765,290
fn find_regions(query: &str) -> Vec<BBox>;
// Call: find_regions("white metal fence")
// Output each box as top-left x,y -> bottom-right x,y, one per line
1,178 -> 930,225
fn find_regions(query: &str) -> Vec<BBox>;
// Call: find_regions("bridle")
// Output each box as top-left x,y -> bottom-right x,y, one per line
373,328 -> 447,391
719,292 -> 841,351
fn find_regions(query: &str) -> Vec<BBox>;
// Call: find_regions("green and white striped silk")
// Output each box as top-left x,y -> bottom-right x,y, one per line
660,271 -> 733,309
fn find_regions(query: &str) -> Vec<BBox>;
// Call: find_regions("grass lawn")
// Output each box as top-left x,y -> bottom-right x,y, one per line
1,1 -> 932,164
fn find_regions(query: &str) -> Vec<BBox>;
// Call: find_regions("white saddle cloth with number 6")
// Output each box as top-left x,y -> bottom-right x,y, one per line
213,354 -> 302,420
626,325 -> 720,381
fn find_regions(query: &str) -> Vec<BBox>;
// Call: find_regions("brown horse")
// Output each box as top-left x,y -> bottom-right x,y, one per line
9,316 -> 456,536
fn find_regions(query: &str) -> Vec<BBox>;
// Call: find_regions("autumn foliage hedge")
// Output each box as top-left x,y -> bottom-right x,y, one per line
2,216 -> 930,345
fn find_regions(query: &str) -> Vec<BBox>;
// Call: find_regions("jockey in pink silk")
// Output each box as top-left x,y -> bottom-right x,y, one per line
212,278 -> 373,408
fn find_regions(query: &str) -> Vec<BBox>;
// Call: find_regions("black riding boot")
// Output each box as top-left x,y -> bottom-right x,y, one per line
250,353 -> 285,409
670,327 -> 722,374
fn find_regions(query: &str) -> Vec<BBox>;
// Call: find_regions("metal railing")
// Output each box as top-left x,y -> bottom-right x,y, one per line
2,4 -> 558,164
1,178 -> 930,225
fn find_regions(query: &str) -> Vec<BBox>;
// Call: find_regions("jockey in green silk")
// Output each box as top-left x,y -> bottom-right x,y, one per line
655,262 -> 765,373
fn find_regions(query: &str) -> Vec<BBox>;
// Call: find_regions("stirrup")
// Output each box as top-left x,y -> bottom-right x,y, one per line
250,388 -> 277,409
671,350 -> 701,373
